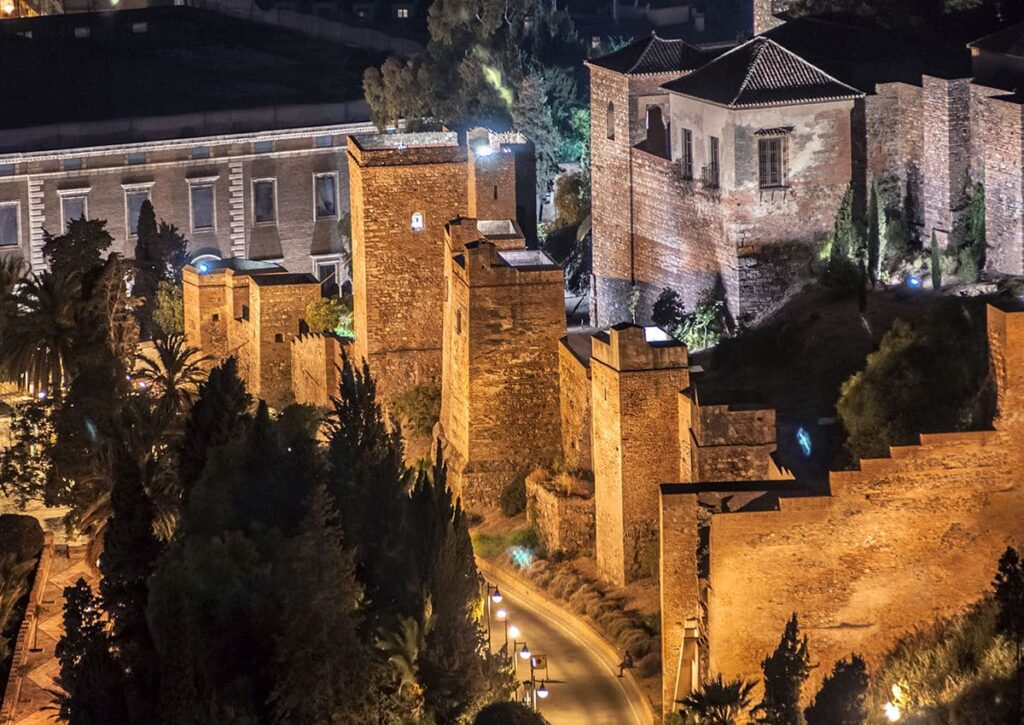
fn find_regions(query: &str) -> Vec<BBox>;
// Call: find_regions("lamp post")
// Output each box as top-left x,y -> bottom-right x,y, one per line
525,653 -> 549,711
483,583 -> 502,650
495,607 -> 509,651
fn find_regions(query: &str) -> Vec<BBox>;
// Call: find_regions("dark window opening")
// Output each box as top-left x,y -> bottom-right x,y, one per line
758,136 -> 788,189
681,129 -> 693,180
606,102 -> 615,140
275,333 -> 284,343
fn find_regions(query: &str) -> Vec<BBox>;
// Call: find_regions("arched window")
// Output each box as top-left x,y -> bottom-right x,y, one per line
411,211 -> 425,232
606,102 -> 615,140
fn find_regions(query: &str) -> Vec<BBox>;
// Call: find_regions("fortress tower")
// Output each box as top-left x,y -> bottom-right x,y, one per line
440,231 -> 565,509
346,130 -> 534,403
591,324 -> 689,585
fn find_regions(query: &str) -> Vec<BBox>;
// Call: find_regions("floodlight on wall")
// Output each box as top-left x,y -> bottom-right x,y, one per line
474,144 -> 494,157
197,262 -> 211,274
906,276 -> 921,288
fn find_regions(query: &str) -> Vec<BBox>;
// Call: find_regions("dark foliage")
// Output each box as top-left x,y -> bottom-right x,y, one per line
804,654 -> 868,725
755,613 -> 811,725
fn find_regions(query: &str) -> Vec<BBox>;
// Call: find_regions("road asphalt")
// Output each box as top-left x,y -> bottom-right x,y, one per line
480,563 -> 650,725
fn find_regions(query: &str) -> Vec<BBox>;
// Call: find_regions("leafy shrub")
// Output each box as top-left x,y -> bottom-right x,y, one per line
837,300 -> 990,461
930,232 -> 943,290
471,526 -> 540,560
553,171 -> 588,229
957,245 -> 980,284
499,475 -> 527,517
653,288 -> 726,350
152,281 -> 184,336
304,294 -> 354,338
391,384 -> 440,437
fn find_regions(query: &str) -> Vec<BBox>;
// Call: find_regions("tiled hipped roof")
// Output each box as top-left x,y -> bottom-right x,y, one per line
588,34 -> 708,75
662,36 -> 864,108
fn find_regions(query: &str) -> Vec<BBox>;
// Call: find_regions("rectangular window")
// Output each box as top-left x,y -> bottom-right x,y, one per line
316,261 -> 337,283
0,203 -> 18,247
314,174 -> 337,218
254,140 -> 273,154
681,128 -> 693,180
61,194 -> 88,228
191,146 -> 210,160
397,7 -> 409,17
74,26 -> 90,38
704,136 -> 720,189
131,21 -> 148,33
127,151 -> 147,165
190,184 -> 215,231
253,179 -> 276,224
63,158 -> 83,171
0,164 -> 14,176
125,189 -> 150,237
314,135 -> 333,148
758,136 -> 788,189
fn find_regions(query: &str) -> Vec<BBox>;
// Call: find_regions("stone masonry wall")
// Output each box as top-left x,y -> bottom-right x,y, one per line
348,144 -> 468,404
864,83 -> 924,235
291,332 -> 347,408
922,76 -> 973,247
248,278 -> 320,407
688,396 -> 778,481
558,339 -> 592,472
691,307 -> 1024,704
981,96 -> 1024,275
592,326 -> 689,585
441,242 -> 565,509
526,474 -> 595,557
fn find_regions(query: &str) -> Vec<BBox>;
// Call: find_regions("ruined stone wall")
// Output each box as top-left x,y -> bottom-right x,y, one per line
592,326 -> 689,585
348,144 -> 468,403
689,398 -> 777,481
922,76 -> 973,247
980,95 -> 1024,275
442,242 -> 565,508
291,333 -> 347,408
526,474 -> 595,557
558,339 -> 592,472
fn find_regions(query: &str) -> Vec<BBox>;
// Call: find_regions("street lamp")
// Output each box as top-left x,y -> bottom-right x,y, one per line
508,624 -> 520,639
483,583 -> 502,649
537,680 -> 549,699
495,608 -> 509,650
518,642 -> 531,660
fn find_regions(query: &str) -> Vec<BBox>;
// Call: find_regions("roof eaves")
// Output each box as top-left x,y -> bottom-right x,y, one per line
767,37 -> 867,97
664,90 -> 865,109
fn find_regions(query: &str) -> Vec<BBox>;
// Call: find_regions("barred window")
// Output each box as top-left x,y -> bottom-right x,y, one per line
681,128 -> 693,179
758,136 -> 788,189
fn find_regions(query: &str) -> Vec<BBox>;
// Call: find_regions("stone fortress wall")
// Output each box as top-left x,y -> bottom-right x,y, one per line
659,305 -> 1024,714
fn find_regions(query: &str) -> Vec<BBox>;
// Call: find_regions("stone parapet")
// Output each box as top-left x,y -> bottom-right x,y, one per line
526,471 -> 595,557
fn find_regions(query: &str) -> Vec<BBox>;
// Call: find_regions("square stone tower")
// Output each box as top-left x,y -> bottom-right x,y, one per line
591,324 -> 689,585
346,131 -> 532,403
440,234 -> 566,509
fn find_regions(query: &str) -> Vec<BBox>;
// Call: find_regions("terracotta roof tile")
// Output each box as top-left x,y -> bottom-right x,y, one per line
662,36 -> 864,108
589,34 -> 709,75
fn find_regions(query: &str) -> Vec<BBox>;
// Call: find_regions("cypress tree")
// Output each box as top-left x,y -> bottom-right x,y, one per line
867,183 -> 880,285
55,579 -> 131,725
756,613 -> 811,725
994,546 -> 1024,725
178,357 -> 251,502
325,356 -> 412,619
804,654 -> 868,725
99,441 -> 162,721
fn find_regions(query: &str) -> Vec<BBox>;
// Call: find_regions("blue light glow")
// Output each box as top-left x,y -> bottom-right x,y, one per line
796,426 -> 812,458
474,144 -> 494,157
508,545 -> 534,569
906,276 -> 922,288
196,261 -> 211,274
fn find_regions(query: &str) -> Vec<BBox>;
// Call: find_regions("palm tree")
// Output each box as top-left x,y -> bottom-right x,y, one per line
0,270 -> 80,397
135,334 -> 211,422
679,674 -> 757,725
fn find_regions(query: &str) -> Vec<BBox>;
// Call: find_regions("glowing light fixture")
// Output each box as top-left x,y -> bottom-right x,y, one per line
495,608 -> 507,620
2,2 -> 14,14
796,426 -> 812,458
906,276 -> 921,288
475,144 -> 494,157
490,587 -> 502,604
508,625 -> 521,638
884,702 -> 901,722
37,390 -> 47,400
536,681 -> 549,699
197,261 -> 211,274
519,643 -> 531,660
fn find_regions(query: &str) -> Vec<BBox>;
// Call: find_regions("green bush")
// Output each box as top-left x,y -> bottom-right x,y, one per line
499,475 -> 527,517
553,172 -> 588,229
958,246 -> 979,284
471,526 -> 540,560
837,300 -> 990,461
391,384 -> 441,438
304,294 -> 354,338
152,281 -> 183,336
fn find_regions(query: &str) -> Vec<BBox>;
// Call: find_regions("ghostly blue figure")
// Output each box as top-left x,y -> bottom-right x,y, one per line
796,426 -> 812,458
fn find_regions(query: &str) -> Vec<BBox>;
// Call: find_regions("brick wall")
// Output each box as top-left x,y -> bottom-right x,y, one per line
687,393 -> 778,481
558,339 -> 592,472
864,83 -> 924,234
291,332 -> 347,408
591,325 -> 689,585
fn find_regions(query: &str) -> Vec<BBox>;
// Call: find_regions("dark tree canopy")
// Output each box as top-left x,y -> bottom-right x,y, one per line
756,613 -> 811,725
805,654 -> 869,725
42,218 -> 112,280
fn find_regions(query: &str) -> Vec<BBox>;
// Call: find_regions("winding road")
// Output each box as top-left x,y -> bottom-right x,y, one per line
480,562 -> 650,725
